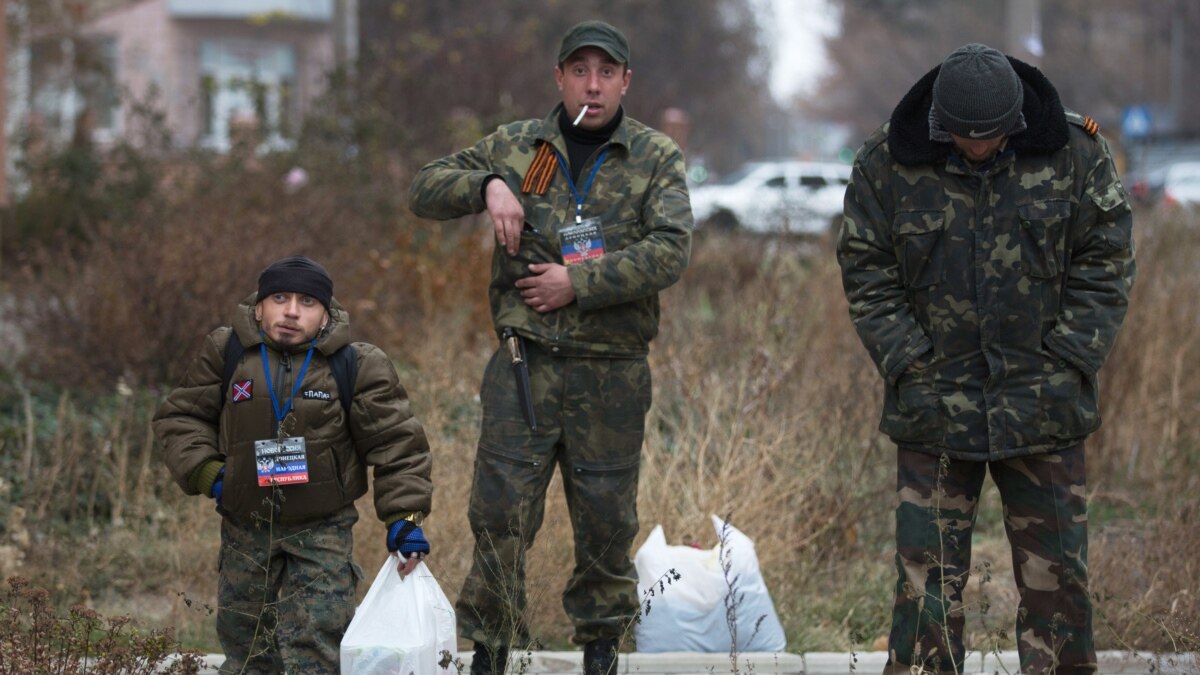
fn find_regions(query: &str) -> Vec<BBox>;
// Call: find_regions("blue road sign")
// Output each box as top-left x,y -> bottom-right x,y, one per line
1121,106 -> 1152,140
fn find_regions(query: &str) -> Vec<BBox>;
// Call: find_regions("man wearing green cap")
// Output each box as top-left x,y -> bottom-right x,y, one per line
408,19 -> 692,675
837,44 -> 1135,674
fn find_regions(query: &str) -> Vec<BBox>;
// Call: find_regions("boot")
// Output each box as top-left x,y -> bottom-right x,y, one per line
583,638 -> 618,675
470,641 -> 508,675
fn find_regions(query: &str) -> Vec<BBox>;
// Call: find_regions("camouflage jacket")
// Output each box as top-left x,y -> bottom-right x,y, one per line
154,294 -> 432,524
837,57 -> 1136,460
408,104 -> 693,357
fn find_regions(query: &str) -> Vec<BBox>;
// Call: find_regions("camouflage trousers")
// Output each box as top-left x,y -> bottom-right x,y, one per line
885,445 -> 1094,675
457,343 -> 652,648
216,503 -> 361,674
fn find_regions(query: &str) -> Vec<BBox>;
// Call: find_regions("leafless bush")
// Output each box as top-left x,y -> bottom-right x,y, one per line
2,193 -> 1197,657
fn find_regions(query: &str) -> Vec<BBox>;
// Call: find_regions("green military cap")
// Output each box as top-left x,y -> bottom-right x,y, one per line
557,20 -> 629,65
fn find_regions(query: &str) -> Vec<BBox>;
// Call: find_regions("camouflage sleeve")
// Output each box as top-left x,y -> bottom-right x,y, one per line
349,344 -> 433,522
152,327 -> 228,495
407,134 -> 497,220
566,143 -> 693,310
837,158 -> 934,385
1043,137 -> 1136,378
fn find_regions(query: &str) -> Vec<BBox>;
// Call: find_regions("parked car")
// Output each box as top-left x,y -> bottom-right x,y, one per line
1159,161 -> 1200,208
689,160 -> 852,234
1130,160 -> 1200,209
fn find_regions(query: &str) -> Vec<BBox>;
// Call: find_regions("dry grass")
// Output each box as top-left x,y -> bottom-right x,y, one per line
1,194 -> 1198,660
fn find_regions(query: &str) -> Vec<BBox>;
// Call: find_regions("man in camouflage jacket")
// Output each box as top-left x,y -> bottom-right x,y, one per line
155,256 -> 432,674
837,44 -> 1134,675
408,20 -> 691,675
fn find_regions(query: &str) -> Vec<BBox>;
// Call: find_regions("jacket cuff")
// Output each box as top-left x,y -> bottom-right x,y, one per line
385,512 -> 425,528
480,174 -> 504,203
189,460 -> 225,497
886,341 -> 933,386
566,263 -> 598,310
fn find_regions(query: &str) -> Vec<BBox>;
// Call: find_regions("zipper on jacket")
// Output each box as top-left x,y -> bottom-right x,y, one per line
274,351 -> 292,436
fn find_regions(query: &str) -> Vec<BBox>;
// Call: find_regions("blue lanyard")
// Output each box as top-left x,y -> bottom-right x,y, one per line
261,341 -> 315,423
554,147 -> 608,223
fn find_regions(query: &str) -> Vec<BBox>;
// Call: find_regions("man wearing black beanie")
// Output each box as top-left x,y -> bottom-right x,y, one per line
838,44 -> 1135,675
154,255 -> 433,673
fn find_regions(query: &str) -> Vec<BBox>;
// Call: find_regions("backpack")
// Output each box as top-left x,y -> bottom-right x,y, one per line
221,330 -> 359,416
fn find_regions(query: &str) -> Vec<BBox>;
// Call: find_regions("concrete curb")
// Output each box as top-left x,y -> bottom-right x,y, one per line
192,649 -> 1197,674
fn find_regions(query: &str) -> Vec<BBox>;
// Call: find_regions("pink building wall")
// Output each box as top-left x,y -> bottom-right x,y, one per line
81,0 -> 334,147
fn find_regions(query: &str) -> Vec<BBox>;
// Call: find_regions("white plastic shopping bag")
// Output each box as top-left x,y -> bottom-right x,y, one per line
634,515 -> 786,653
340,558 -> 457,675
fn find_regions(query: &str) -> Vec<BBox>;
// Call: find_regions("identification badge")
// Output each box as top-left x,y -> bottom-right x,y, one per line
559,217 -> 606,265
254,436 -> 310,486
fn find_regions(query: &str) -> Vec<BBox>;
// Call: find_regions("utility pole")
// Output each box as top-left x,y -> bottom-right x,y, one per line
1,0 -> 8,277
1,0 -> 8,210
1169,3 -> 1185,135
333,0 -> 358,73
1006,0 -> 1043,64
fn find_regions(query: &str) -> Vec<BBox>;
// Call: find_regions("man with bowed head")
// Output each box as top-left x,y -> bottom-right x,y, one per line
408,19 -> 692,675
838,43 -> 1135,674
155,255 -> 433,674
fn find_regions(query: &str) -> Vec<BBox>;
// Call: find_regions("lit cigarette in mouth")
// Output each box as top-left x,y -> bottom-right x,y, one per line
573,105 -> 589,126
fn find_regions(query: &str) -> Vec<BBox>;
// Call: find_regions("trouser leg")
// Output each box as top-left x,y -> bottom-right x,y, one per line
275,505 -> 360,674
559,356 -> 651,645
992,444 -> 1095,675
458,348 -> 562,648
885,450 -> 986,675
217,514 -> 286,675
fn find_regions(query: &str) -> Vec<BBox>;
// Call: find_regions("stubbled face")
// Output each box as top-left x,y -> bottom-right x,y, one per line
950,134 -> 1007,163
555,46 -> 631,130
255,292 -> 327,347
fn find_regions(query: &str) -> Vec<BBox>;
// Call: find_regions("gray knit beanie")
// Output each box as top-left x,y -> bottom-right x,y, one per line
932,43 -> 1024,140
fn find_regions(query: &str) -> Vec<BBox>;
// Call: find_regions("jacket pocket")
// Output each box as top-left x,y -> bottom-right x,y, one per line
495,226 -> 556,287
599,217 -> 639,253
880,367 -> 944,444
1033,349 -> 1099,441
893,210 -> 947,288
1016,200 -> 1071,279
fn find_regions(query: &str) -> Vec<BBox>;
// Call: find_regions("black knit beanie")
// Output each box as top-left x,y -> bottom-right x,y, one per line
256,256 -> 333,311
932,43 -> 1023,140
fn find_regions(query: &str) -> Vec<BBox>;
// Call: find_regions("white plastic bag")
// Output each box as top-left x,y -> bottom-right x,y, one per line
340,558 -> 457,675
634,515 -> 786,653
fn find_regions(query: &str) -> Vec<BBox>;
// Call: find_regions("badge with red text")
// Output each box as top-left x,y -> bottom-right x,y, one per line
559,217 -> 606,265
254,437 -> 309,486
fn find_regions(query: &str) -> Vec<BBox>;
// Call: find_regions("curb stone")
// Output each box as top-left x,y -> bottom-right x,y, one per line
191,649 -> 1197,674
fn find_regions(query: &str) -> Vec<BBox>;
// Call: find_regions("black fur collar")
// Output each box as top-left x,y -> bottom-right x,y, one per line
887,56 -> 1069,166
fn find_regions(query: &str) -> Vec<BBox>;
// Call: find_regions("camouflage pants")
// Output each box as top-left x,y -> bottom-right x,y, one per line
216,503 -> 361,674
457,344 -> 651,648
885,445 -> 1094,675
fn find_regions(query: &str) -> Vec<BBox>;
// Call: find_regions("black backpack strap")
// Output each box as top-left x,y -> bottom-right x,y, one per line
329,343 -> 359,416
220,329 -> 245,408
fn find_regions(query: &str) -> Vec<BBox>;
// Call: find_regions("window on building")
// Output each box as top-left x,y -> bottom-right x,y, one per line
29,34 -> 121,146
198,39 -> 296,151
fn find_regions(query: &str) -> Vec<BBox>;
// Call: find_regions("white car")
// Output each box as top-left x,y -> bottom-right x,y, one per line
1160,161 -> 1200,209
689,160 -> 852,234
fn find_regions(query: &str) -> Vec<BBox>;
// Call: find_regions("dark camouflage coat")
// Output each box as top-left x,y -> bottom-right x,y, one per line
154,294 -> 432,524
838,57 -> 1135,461
408,104 -> 693,357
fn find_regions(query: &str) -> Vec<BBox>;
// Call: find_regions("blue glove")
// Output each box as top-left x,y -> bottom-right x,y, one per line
210,468 -> 224,508
386,520 -> 430,556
